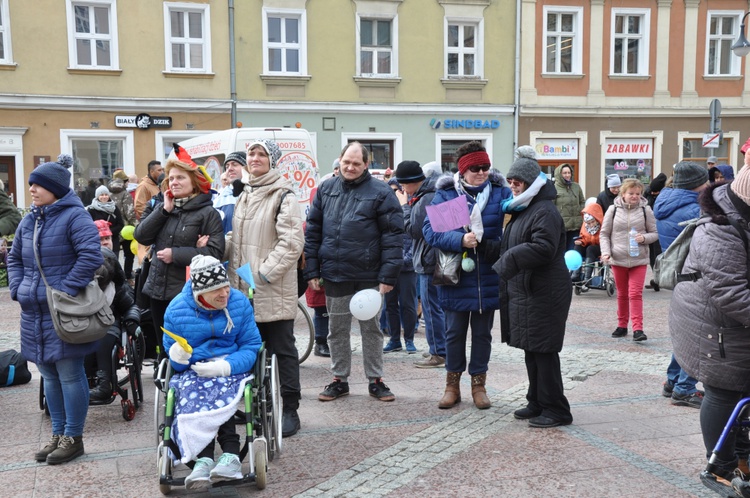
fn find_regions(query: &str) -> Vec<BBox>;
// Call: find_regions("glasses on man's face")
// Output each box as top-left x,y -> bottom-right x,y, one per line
468,164 -> 491,173
507,179 -> 525,187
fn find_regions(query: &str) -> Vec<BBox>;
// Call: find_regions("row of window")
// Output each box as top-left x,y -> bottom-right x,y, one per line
547,7 -> 744,77
0,0 -> 484,79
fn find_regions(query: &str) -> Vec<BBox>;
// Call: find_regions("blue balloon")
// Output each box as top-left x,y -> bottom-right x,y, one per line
564,250 -> 583,271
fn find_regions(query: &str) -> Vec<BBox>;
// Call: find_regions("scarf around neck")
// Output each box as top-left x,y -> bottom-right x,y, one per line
502,172 -> 548,213
90,198 -> 116,214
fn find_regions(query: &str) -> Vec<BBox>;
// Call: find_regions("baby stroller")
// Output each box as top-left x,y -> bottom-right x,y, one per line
573,258 -> 616,297
700,397 -> 750,497
154,344 -> 281,494
39,323 -> 145,421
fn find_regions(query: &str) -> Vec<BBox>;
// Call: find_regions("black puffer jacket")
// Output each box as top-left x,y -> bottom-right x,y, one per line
304,170 -> 404,285
133,193 -> 224,301
670,182 -> 750,391
403,175 -> 441,274
493,180 -> 572,353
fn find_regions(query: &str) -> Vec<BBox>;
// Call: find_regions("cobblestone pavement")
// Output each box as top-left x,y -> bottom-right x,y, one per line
0,278 -> 721,497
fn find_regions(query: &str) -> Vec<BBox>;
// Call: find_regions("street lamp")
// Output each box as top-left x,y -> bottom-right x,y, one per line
732,12 -> 750,57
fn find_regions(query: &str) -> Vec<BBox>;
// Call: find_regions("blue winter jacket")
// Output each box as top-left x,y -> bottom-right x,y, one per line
423,170 -> 512,312
163,282 -> 262,375
8,190 -> 104,364
653,187 -> 700,249
303,170 -> 404,285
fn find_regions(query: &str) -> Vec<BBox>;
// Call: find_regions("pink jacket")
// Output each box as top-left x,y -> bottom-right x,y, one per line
599,195 -> 658,267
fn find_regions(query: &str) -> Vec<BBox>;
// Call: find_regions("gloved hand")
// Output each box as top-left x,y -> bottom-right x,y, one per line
232,179 -> 244,197
191,359 -> 232,378
124,320 -> 139,337
169,342 -> 192,365
477,239 -> 502,261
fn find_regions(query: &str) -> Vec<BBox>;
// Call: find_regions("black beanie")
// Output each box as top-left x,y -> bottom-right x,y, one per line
395,160 -> 425,183
649,173 -> 667,192
224,151 -> 247,168
28,154 -> 73,199
672,161 -> 709,190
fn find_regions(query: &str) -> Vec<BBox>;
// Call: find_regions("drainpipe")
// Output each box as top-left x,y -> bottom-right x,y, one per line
513,0 -> 521,150
229,0 -> 237,127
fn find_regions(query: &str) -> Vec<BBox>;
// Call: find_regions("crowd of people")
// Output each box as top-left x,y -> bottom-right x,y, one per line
5,137 -> 749,496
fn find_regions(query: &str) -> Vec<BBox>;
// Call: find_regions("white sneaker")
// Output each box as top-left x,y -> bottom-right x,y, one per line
210,453 -> 242,482
184,457 -> 213,490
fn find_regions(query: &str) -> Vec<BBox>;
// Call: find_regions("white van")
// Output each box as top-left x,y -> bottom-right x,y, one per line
179,127 -> 318,215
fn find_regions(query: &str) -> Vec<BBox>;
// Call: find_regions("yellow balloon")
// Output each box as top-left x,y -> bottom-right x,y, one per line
121,225 -> 135,241
130,239 -> 138,256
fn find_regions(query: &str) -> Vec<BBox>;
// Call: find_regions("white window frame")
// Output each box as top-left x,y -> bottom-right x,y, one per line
59,128 -> 135,186
65,0 -> 119,70
542,6 -> 583,75
610,8 -> 650,76
705,10 -> 743,77
163,2 -> 211,74
444,18 -> 483,78
0,0 -> 13,65
340,132 -> 402,167
262,8 -> 308,76
356,14 -> 398,78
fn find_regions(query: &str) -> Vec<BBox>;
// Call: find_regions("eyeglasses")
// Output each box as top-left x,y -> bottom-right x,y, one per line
468,164 -> 491,173
507,179 -> 525,187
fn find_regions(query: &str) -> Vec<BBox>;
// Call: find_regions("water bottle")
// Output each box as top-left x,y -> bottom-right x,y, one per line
629,227 -> 639,257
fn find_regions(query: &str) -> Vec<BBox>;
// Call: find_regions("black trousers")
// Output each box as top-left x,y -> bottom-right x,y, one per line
149,298 -> 171,360
197,418 -> 240,458
524,350 -> 572,422
257,320 -> 300,410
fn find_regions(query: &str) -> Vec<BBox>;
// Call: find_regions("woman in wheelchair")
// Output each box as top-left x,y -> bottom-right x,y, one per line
88,222 -> 141,403
163,255 -> 261,491
572,202 -> 604,290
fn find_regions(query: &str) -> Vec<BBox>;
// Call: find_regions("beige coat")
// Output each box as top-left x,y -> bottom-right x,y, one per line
226,169 -> 304,322
599,195 -> 658,267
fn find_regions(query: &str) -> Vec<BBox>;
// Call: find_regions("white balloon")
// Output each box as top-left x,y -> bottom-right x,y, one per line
349,289 -> 382,321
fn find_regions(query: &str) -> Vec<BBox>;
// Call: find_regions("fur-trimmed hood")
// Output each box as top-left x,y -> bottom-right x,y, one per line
699,181 -> 750,228
435,169 -> 508,190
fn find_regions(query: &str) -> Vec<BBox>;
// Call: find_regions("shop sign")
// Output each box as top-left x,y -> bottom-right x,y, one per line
604,138 -> 653,159
535,139 -> 578,160
429,118 -> 500,130
115,114 -> 173,129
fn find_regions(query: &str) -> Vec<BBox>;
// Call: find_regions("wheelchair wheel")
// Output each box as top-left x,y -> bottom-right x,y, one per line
605,272 -> 616,297
122,399 -> 136,421
157,444 -> 173,495
126,337 -> 143,407
254,447 -> 267,490
295,300 -> 314,364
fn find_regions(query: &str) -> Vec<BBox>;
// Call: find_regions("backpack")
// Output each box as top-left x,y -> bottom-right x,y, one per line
0,349 -> 32,387
653,217 -> 749,290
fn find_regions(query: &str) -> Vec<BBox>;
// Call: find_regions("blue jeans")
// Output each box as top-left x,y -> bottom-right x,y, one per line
313,306 -> 329,343
37,357 -> 90,437
444,309 -> 494,375
385,270 -> 418,344
419,274 -> 446,357
666,354 -> 698,396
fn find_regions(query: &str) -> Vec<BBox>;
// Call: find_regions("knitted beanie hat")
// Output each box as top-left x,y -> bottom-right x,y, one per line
606,174 -> 622,188
730,165 -> 750,206
224,151 -> 247,168
649,173 -> 668,192
29,154 -> 73,200
190,255 -> 229,299
395,160 -> 425,183
248,139 -> 282,169
741,138 -> 750,154
95,185 -> 110,198
514,145 -> 537,160
422,161 -> 442,178
672,161 -> 709,190
506,157 -> 541,186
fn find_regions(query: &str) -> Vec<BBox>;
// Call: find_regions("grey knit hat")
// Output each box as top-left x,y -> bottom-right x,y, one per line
223,151 -> 247,168
506,157 -> 541,186
606,174 -> 622,188
672,161 -> 709,190
514,145 -> 537,160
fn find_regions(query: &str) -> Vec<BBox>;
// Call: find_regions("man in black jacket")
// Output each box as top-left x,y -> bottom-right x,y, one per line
304,142 -> 404,402
396,161 -> 447,369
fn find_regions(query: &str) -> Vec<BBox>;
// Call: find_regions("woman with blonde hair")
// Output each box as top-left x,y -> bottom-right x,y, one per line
134,145 -> 224,360
599,178 -> 658,342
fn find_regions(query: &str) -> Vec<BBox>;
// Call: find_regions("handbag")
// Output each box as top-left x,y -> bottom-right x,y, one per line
432,249 -> 462,286
33,220 -> 113,344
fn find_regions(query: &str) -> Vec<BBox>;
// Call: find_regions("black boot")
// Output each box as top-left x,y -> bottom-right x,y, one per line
282,396 -> 301,437
89,370 -> 112,403
583,258 -> 595,281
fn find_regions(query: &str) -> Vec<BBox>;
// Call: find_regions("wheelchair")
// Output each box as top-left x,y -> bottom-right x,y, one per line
700,397 -> 750,497
154,344 -> 282,494
39,325 -> 145,421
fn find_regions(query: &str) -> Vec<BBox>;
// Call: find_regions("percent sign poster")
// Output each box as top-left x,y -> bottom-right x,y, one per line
277,151 -> 319,218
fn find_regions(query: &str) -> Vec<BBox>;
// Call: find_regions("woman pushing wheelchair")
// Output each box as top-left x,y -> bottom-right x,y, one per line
163,254 -> 261,491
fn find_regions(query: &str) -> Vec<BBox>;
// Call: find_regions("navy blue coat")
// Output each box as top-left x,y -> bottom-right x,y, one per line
653,187 -> 700,249
8,191 -> 104,364
303,170 -> 404,285
423,171 -> 511,312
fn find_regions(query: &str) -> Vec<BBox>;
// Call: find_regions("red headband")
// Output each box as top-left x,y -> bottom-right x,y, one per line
458,151 -> 491,175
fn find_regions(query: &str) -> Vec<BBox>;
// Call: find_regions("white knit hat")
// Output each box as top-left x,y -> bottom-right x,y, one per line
190,255 -> 229,299
731,165 -> 750,206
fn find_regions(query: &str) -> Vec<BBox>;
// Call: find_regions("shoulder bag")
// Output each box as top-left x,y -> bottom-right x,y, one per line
33,220 -> 113,344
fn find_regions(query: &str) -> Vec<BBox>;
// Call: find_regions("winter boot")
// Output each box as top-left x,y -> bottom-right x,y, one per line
89,370 -> 112,404
35,435 -> 61,462
438,372 -> 462,409
583,258 -> 595,281
471,373 -> 491,409
46,435 -> 84,464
